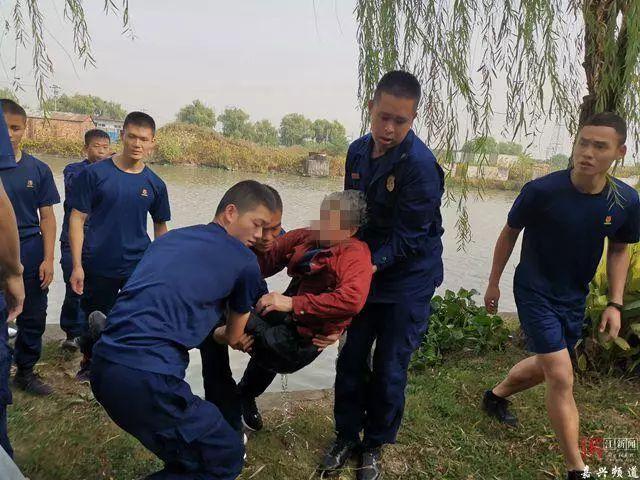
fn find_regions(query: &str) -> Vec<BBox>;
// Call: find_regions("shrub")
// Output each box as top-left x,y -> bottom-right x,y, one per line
578,243 -> 640,374
411,288 -> 511,369
153,123 -> 342,175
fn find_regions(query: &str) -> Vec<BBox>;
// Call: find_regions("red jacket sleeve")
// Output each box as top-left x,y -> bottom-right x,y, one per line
291,243 -> 372,320
257,228 -> 310,278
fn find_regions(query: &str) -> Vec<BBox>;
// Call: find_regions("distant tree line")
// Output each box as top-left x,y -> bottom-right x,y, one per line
176,100 -> 348,151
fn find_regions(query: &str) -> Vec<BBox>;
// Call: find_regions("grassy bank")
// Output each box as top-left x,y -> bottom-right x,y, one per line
9,335 -> 640,479
22,123 -> 344,176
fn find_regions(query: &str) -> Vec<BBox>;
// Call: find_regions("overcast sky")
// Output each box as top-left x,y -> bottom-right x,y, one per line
0,0 -> 583,159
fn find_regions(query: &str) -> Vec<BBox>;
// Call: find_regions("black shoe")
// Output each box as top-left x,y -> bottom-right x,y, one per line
241,396 -> 263,432
318,438 -> 360,474
567,471 -> 585,480
76,358 -> 91,383
482,389 -> 518,427
13,370 -> 53,396
357,447 -> 382,480
88,311 -> 107,342
61,336 -> 81,351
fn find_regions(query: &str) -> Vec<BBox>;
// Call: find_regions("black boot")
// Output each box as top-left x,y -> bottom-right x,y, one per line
482,389 -> 518,426
318,437 -> 359,475
13,369 -> 53,396
567,471 -> 585,480
241,396 -> 263,432
357,446 -> 382,480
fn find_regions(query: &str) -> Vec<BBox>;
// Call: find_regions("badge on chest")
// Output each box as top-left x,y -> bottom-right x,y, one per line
386,174 -> 395,192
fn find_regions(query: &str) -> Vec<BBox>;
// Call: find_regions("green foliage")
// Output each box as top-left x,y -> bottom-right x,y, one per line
508,154 -> 535,182
579,243 -> 640,375
42,93 -> 126,120
176,100 -> 215,129
312,119 -> 332,143
279,113 -> 312,146
461,136 -> 498,154
311,119 -> 348,149
253,119 -> 278,146
218,107 -> 254,140
497,141 -> 523,156
153,122 -> 343,175
356,0 -> 640,246
0,87 -> 19,102
22,137 -> 85,158
412,288 -> 510,369
549,153 -> 570,171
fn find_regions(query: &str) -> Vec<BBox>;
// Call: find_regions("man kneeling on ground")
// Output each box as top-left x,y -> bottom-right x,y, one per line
218,189 -> 373,432
90,180 -> 277,480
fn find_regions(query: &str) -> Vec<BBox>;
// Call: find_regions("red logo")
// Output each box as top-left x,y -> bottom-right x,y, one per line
581,437 -> 604,460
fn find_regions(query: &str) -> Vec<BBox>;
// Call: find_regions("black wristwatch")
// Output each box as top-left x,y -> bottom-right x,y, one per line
606,301 -> 624,312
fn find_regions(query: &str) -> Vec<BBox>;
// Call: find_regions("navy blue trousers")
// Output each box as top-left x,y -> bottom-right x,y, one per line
91,356 -> 244,480
237,312 -> 320,399
14,234 -> 48,372
199,335 -> 242,432
334,299 -> 431,447
79,272 -> 128,357
58,243 -> 85,339
0,309 -> 12,457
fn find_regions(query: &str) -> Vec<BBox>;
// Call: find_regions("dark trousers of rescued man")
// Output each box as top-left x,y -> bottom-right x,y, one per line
0,308 -> 13,457
79,272 -> 128,358
14,234 -> 48,375
200,311 -> 320,430
91,355 -> 244,480
334,299 -> 431,447
59,243 -> 84,339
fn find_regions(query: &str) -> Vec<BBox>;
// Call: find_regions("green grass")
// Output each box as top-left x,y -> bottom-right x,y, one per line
9,340 -> 640,479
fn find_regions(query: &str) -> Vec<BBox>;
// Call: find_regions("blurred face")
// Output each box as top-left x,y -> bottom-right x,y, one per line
4,112 -> 26,154
310,202 -> 357,247
121,124 -> 155,161
572,125 -> 626,176
223,204 -> 273,247
254,209 -> 283,253
85,137 -> 111,163
368,92 -> 417,155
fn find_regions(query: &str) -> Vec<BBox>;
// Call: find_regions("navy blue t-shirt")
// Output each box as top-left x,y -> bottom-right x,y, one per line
93,223 -> 266,378
509,169 -> 640,307
0,153 -> 60,240
69,158 -> 171,278
0,113 -> 15,170
60,159 -> 91,246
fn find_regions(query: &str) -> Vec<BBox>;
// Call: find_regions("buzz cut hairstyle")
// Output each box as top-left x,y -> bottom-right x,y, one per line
264,184 -> 283,213
123,111 -> 156,135
582,112 -> 627,145
84,129 -> 111,146
215,180 -> 278,216
321,189 -> 368,230
373,70 -> 421,108
0,98 -> 26,120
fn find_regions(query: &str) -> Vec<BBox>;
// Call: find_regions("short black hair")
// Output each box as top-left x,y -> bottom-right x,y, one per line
84,129 -> 111,146
264,184 -> 283,212
373,70 -> 421,108
215,180 -> 278,216
582,112 -> 627,144
123,111 -> 156,135
0,99 -> 26,120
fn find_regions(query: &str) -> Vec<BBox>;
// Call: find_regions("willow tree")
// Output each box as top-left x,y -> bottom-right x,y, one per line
356,0 -> 640,245
4,0 -> 131,104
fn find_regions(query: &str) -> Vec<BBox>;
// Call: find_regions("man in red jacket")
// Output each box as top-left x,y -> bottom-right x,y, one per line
215,190 -> 373,431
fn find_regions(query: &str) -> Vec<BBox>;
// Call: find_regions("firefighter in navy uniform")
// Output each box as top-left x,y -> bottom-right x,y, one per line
319,71 -> 444,480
